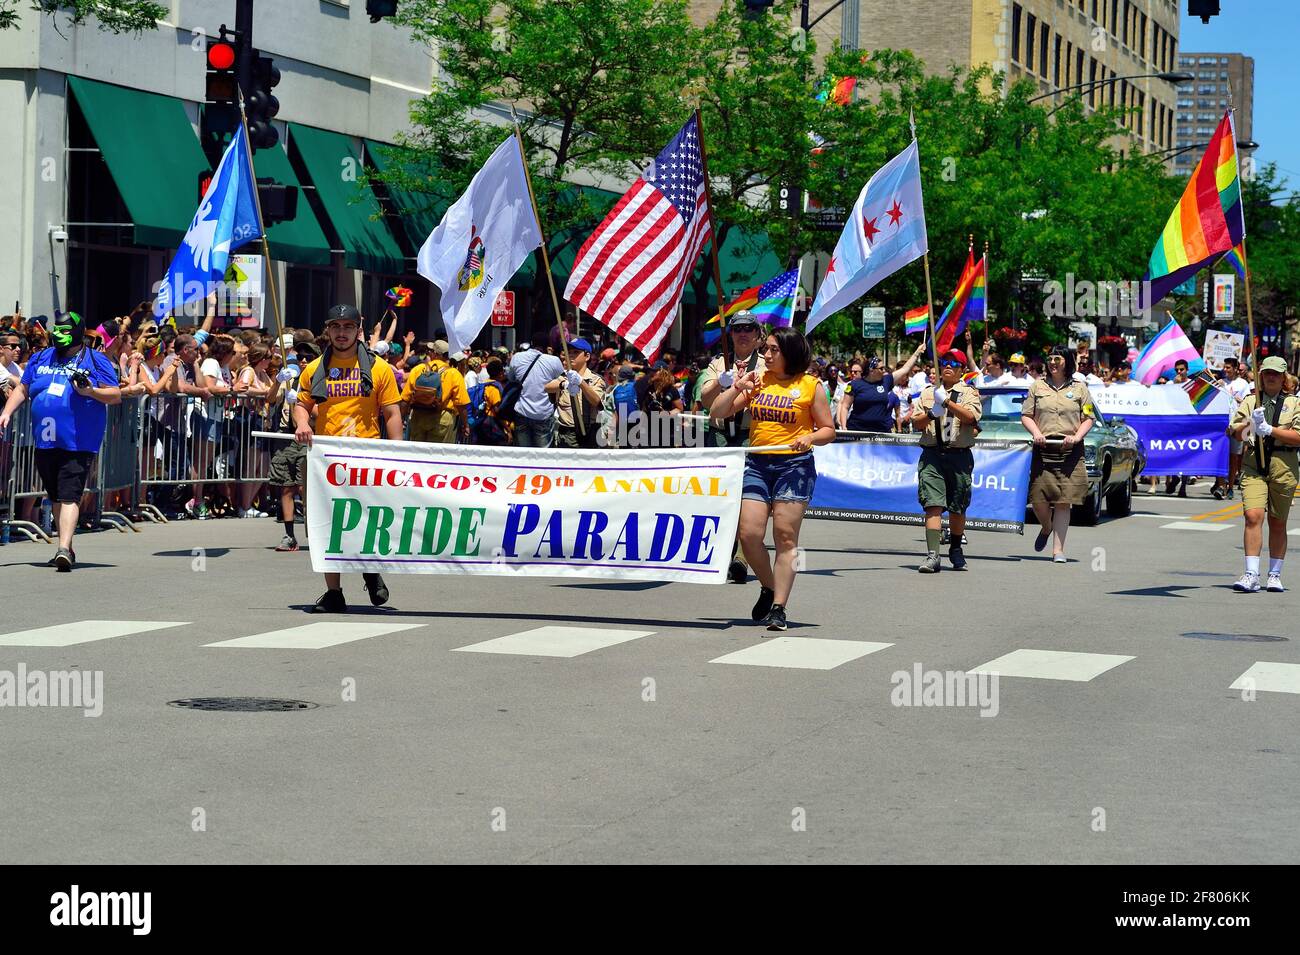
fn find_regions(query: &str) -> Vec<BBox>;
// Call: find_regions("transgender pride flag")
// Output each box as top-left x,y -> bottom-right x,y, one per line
1133,318 -> 1200,385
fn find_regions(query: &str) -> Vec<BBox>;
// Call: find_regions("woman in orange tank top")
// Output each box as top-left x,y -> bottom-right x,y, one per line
710,327 -> 836,631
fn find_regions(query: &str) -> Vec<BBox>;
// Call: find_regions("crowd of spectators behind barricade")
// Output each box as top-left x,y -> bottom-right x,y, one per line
2,301 -> 1289,533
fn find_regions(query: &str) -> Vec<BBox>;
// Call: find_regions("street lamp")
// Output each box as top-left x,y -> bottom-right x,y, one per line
1029,70 -> 1193,117
744,0 -> 853,34
1158,139 -> 1259,161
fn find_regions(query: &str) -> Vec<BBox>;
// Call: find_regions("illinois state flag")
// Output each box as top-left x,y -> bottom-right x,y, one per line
807,140 -> 928,332
417,135 -> 542,355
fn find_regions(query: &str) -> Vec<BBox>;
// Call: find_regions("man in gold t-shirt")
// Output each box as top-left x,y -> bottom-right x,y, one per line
294,305 -> 403,613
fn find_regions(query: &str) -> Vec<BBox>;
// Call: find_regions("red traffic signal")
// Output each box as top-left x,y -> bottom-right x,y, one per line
207,40 -> 236,71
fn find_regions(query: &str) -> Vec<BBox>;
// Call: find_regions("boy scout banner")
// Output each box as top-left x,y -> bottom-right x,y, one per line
807,435 -> 1032,533
306,436 -> 744,583
1091,382 -> 1229,477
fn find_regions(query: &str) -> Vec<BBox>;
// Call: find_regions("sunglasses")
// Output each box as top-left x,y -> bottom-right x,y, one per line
939,360 -> 963,369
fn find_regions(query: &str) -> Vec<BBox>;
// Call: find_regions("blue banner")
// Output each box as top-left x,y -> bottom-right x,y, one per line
1091,383 -> 1230,477
807,436 -> 1033,533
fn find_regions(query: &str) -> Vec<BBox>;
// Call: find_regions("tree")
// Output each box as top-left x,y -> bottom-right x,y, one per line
0,0 -> 166,33
380,0 -> 709,333
1239,162 -> 1300,324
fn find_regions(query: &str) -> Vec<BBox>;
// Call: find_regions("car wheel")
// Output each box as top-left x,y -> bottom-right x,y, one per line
1107,475 -> 1133,517
1073,480 -> 1103,526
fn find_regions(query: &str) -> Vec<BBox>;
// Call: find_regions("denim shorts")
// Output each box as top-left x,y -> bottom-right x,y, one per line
743,451 -> 817,505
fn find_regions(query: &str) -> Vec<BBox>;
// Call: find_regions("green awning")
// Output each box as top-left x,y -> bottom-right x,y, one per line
67,76 -> 210,248
288,123 -> 406,274
364,139 -> 445,250
246,141 -> 332,266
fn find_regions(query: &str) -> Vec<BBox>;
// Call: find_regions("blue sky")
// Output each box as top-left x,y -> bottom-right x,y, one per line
1180,0 -> 1298,188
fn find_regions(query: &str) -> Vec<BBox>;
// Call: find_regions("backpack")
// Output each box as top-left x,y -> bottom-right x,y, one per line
466,380 -> 500,430
497,352 -> 544,425
614,380 -> 638,418
408,363 -> 445,410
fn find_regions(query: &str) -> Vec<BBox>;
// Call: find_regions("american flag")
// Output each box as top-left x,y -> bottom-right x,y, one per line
564,116 -> 711,360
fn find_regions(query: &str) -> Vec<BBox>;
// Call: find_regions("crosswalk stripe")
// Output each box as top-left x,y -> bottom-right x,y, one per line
0,620 -> 188,648
452,626 -> 655,658
1230,662 -> 1300,696
204,622 -> 424,650
970,649 -> 1134,682
1159,521 -> 1233,531
711,638 -> 893,671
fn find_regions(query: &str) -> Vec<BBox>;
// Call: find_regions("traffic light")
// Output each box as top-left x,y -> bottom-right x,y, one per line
198,169 -> 214,204
1188,0 -> 1220,24
205,28 -> 239,105
366,0 -> 398,22
245,52 -> 280,151
256,178 -> 298,227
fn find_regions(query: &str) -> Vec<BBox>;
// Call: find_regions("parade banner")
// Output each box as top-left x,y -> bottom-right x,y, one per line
806,435 -> 1032,533
1091,382 -> 1230,477
305,436 -> 744,583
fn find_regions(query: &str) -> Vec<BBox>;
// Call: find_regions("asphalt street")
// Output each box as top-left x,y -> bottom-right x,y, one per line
1,485 -> 1296,864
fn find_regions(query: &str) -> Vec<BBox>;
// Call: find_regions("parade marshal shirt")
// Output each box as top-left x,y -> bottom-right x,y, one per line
1022,377 -> 1096,439
296,352 -> 400,439
915,381 -> 982,448
21,346 -> 119,451
747,372 -> 819,454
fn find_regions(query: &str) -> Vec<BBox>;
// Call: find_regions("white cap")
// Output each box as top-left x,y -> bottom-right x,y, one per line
450,351 -> 467,361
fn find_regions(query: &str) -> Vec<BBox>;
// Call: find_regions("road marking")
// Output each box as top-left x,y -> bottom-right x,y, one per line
452,626 -> 655,658
970,649 -> 1134,682
1159,521 -> 1233,531
205,622 -> 424,650
1230,662 -> 1300,696
0,620 -> 188,648
710,638 -> 893,671
1189,503 -> 1243,521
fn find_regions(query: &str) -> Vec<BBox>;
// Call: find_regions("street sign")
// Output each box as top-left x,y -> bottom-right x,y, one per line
222,253 -> 262,326
861,306 -> 885,339
491,291 -> 515,327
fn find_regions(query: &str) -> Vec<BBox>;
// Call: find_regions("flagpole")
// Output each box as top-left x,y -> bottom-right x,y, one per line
982,239 -> 990,354
695,108 -> 733,369
909,110 -> 940,373
510,109 -> 582,435
235,90 -> 285,348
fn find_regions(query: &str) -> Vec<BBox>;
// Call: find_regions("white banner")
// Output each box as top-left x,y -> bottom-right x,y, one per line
1202,329 -> 1244,370
1091,380 -> 1231,416
306,436 -> 744,583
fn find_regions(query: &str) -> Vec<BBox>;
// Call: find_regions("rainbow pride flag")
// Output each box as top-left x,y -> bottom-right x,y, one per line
1182,370 -> 1221,413
748,268 -> 800,328
816,76 -> 857,106
1217,240 -> 1248,281
1141,111 -> 1245,308
903,304 -> 929,335
934,250 -> 986,353
703,285 -> 760,345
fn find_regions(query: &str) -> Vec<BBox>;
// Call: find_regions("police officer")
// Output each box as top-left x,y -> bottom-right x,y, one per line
697,311 -> 766,584
1021,346 -> 1095,563
1229,354 -> 1300,592
911,349 -> 982,572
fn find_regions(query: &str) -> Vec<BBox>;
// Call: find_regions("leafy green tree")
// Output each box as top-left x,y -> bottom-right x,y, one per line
0,0 -> 166,33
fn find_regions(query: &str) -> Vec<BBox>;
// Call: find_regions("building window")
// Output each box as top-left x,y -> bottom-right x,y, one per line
1039,23 -> 1049,77
1054,36 -> 1062,87
1088,58 -> 1097,106
1011,4 -> 1022,63
1111,0 -> 1119,37
1092,0 -> 1099,22
1076,48 -> 1085,86
1025,14 -> 1036,70
1139,13 -> 1147,60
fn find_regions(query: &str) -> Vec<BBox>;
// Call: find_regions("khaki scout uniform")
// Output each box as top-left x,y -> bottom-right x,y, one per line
700,350 -> 767,446
1023,378 -> 1096,506
1231,391 -> 1300,519
915,381 -> 982,513
555,367 -> 606,449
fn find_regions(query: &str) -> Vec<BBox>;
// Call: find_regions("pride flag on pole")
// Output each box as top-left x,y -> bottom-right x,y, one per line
704,285 -> 760,345
1216,240 -> 1248,281
1133,318 -> 1201,386
934,250 -> 985,353
903,304 -> 929,335
1182,370 -> 1222,414
748,267 -> 800,328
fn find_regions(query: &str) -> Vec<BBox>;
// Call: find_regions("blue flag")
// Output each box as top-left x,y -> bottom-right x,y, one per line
154,125 -> 262,320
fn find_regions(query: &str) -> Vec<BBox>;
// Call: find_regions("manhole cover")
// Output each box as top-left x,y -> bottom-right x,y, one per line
168,697 -> 319,712
1181,632 -> 1288,643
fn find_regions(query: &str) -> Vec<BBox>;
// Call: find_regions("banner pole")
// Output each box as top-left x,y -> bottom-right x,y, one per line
696,108 -> 733,370
510,108 -> 582,436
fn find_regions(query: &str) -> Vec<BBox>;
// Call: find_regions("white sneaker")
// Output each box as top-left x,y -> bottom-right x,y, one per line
1233,572 -> 1261,593
1266,573 -> 1285,593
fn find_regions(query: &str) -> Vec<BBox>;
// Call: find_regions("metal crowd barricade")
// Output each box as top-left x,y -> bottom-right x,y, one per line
96,396 -> 142,533
2,403 -> 54,544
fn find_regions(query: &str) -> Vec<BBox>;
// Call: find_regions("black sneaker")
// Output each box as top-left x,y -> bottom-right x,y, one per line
54,547 -> 75,572
948,546 -> 967,571
764,604 -> 788,632
751,586 -> 775,621
311,589 -> 347,614
1211,485 -> 1224,501
362,572 -> 389,607
727,559 -> 747,584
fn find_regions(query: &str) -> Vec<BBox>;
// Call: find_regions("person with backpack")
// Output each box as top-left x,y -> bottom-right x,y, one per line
610,365 -> 640,448
504,342 -> 574,448
400,339 -> 469,444
554,339 -> 605,449
467,357 -> 509,446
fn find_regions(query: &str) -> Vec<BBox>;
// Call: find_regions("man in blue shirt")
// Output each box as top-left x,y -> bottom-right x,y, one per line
506,342 -> 577,447
0,310 -> 120,570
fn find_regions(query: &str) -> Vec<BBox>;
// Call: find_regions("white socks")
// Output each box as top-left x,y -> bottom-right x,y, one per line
1270,558 -> 1284,575
1245,557 -> 1260,574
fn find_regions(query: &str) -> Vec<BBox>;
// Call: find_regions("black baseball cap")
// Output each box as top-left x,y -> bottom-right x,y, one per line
728,311 -> 760,330
325,304 -> 361,326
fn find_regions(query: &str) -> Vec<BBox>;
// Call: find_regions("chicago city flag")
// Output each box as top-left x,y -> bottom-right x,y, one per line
418,135 -> 542,355
807,140 -> 928,332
